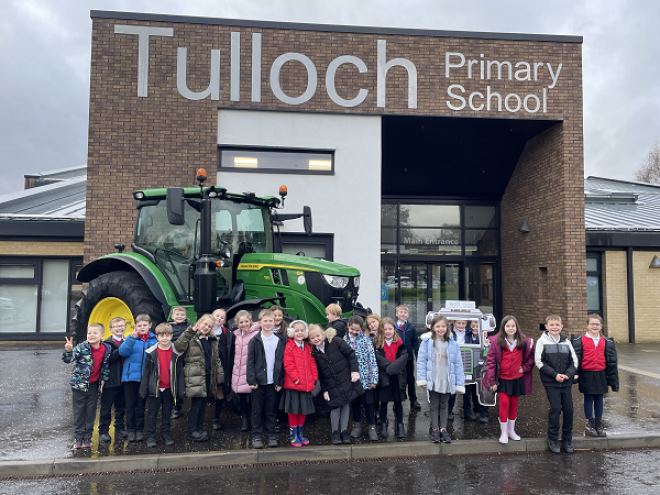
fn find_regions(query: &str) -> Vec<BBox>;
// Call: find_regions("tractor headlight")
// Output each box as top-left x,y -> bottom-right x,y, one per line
353,276 -> 360,289
322,274 -> 349,289
133,191 -> 145,200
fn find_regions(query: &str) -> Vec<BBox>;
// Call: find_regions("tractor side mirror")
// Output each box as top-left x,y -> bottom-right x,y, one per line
303,206 -> 312,236
166,187 -> 185,225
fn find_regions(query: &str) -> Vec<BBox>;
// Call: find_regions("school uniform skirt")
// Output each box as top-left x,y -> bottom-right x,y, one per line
497,377 -> 526,397
579,370 -> 608,395
280,389 -> 316,415
378,378 -> 405,403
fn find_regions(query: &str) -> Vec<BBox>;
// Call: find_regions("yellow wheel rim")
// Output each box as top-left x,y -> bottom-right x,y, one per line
89,297 -> 135,339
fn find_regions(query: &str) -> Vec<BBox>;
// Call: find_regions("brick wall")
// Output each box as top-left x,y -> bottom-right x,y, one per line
0,241 -> 84,256
602,251 -> 628,342
500,122 -> 586,338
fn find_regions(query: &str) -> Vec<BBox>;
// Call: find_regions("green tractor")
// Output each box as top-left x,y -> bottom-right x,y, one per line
74,169 -> 363,340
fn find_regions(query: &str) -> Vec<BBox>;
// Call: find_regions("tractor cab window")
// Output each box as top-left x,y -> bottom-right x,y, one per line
211,200 -> 272,258
135,201 -> 198,300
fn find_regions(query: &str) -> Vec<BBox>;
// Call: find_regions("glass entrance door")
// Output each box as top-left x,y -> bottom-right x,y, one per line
389,262 -> 461,330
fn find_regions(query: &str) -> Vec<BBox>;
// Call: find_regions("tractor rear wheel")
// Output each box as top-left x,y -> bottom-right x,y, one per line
73,270 -> 165,342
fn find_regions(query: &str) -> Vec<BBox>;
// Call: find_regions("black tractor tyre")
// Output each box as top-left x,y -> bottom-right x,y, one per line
73,270 -> 165,343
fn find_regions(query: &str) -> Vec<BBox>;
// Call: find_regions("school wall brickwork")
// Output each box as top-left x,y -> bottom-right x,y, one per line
632,251 -> 660,342
87,13 -> 585,328
602,251 -> 628,342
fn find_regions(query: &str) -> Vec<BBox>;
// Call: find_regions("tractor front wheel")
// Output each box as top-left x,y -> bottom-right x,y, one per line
73,270 -> 165,342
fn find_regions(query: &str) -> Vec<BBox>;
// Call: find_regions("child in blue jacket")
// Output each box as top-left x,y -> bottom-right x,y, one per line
119,313 -> 158,442
62,323 -> 111,449
417,315 -> 465,444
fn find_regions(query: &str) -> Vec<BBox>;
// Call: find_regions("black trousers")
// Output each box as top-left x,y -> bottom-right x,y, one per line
146,389 -> 174,437
188,397 -> 209,435
464,384 -> 487,415
251,384 -> 278,437
98,385 -> 125,434
545,386 -> 574,442
405,360 -> 417,401
351,395 -> 376,425
72,381 -> 100,439
123,381 -> 146,433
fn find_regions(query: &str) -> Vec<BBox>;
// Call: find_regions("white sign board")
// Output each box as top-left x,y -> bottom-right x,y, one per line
445,300 -> 476,310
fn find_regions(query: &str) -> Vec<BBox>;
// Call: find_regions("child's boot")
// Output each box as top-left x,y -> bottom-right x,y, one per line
507,419 -> 521,441
367,425 -> 378,441
396,423 -> 405,439
499,421 -> 509,444
241,414 -> 251,432
595,417 -> 607,437
289,427 -> 302,448
298,426 -> 310,446
585,418 -> 598,437
350,423 -> 362,438
379,419 -> 388,439
431,428 -> 441,443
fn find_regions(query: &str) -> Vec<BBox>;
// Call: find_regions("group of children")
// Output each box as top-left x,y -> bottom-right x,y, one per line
63,303 -> 618,454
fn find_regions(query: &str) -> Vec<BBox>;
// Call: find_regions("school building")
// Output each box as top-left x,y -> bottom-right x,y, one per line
10,11 -> 656,341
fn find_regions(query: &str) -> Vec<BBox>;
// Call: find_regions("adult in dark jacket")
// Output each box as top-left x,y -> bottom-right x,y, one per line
572,314 -> 619,438
309,325 -> 363,445
98,318 -> 128,443
174,314 -> 224,442
394,306 -> 420,409
375,317 -> 408,439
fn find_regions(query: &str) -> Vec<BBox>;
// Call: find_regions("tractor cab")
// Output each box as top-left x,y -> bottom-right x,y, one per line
425,301 -> 497,406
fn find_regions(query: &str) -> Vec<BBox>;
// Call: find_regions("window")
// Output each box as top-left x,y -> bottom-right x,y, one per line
219,148 -> 334,175
586,253 -> 602,314
0,257 -> 82,337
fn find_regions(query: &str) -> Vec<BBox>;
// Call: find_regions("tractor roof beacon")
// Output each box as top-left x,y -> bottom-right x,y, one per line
74,169 -> 365,341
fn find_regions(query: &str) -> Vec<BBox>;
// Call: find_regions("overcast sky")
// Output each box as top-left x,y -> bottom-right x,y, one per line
1,0 -> 658,196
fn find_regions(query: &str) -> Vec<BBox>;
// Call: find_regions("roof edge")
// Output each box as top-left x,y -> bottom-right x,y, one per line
90,10 -> 583,44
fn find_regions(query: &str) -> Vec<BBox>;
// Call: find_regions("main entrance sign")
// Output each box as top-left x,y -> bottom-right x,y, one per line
115,25 -> 564,115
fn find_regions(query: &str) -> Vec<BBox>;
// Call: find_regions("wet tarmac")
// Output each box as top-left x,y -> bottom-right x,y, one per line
3,449 -> 660,494
2,342 -> 660,462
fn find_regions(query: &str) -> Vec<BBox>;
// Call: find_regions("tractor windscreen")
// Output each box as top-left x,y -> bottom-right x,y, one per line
210,199 -> 272,256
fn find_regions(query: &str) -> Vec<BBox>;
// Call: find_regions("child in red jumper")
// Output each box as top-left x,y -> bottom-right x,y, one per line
281,320 -> 318,447
572,314 -> 619,437
484,315 -> 535,444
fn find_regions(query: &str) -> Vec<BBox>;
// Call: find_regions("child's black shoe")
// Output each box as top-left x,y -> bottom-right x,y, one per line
396,423 -> 405,438
135,432 -> 144,442
440,429 -> 451,443
99,433 -> 111,443
331,430 -> 342,444
562,439 -> 574,454
162,433 -> 175,446
252,436 -> 264,449
267,436 -> 278,448
548,438 -> 561,454
431,429 -> 440,443
341,430 -> 351,444
212,419 -> 222,430
585,418 -> 598,437
146,436 -> 157,448
127,432 -> 136,442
